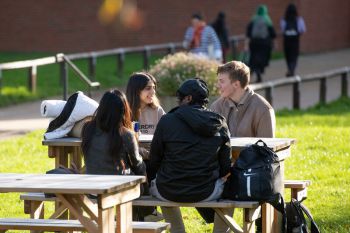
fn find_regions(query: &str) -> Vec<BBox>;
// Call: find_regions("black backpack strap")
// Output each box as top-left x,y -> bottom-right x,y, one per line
264,193 -> 287,233
255,139 -> 267,147
299,202 -> 321,233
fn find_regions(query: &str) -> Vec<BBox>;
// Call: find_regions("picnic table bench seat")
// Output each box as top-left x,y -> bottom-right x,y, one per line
284,180 -> 311,201
20,194 -> 261,233
20,180 -> 311,233
0,218 -> 170,233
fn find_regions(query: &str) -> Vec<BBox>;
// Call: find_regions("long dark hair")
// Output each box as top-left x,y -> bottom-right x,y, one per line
126,72 -> 159,121
212,12 -> 226,35
284,3 -> 298,22
82,89 -> 132,159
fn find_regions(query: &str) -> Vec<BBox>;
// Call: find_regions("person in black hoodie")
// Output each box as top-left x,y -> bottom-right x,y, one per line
149,78 -> 231,233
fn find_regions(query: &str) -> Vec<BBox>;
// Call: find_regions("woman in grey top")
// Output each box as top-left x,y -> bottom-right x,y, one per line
81,89 -> 146,176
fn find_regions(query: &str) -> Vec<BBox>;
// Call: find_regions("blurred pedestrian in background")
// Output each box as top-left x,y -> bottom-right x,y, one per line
183,13 -> 223,62
280,3 -> 306,77
245,5 -> 276,82
211,11 -> 230,63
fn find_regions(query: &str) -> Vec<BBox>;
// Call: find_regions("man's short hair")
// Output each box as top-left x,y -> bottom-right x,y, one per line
217,61 -> 250,88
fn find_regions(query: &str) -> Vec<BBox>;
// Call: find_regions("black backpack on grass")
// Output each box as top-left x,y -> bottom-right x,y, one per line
286,198 -> 320,233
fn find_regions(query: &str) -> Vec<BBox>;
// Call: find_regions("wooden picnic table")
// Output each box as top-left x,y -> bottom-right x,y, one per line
0,173 -> 145,233
42,135 -> 296,233
42,135 -> 295,168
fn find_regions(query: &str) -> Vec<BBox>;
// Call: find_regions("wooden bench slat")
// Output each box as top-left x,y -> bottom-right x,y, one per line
133,196 -> 259,208
0,218 -> 86,231
21,192 -> 56,201
0,218 -> 169,233
132,222 -> 170,233
21,193 -> 259,208
284,180 -> 311,189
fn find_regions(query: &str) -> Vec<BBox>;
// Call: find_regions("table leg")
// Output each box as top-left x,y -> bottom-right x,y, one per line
262,203 -> 274,233
115,202 -> 132,233
56,194 -> 98,233
98,206 -> 115,233
243,208 -> 256,233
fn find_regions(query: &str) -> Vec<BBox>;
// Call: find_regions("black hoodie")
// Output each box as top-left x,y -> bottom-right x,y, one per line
149,105 -> 231,202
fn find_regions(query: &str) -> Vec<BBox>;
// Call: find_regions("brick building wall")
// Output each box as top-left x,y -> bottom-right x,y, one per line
0,0 -> 349,53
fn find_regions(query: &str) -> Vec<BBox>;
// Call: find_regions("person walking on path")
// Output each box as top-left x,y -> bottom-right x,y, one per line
245,4 -> 276,82
280,3 -> 306,77
183,13 -> 223,61
211,11 -> 230,63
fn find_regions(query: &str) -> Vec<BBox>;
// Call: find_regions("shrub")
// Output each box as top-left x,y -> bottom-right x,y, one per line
149,52 -> 220,96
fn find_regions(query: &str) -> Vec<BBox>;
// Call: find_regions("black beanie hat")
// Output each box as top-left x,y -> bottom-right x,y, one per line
177,78 -> 209,102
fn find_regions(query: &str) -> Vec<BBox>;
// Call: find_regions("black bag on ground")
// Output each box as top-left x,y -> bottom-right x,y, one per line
222,139 -> 286,231
286,198 -> 320,233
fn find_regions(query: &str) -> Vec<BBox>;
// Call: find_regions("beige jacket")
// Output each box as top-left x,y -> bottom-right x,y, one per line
210,87 -> 275,137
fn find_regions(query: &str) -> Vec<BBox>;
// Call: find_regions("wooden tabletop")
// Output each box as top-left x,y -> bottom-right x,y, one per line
0,174 -> 145,194
43,135 -> 295,151
230,137 -> 296,151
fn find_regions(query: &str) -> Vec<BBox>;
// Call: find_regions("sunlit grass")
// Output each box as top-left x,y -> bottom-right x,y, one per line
0,98 -> 350,232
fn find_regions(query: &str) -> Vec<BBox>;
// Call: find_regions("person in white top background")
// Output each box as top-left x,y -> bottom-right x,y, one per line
280,3 -> 306,77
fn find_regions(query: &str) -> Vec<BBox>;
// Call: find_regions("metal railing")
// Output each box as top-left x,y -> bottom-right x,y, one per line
250,67 -> 350,109
0,34 -> 246,99
0,53 -> 100,100
0,33 -> 349,108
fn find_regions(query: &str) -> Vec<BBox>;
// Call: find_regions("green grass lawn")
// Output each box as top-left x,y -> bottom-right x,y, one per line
0,97 -> 349,232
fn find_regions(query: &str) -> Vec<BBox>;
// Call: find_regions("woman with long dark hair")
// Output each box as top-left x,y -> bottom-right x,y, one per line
280,3 -> 306,76
211,12 -> 230,63
126,72 -> 165,159
82,89 -> 145,176
126,72 -> 165,131
126,72 -> 165,221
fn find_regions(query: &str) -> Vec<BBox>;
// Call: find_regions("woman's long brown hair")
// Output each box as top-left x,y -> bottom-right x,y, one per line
82,89 -> 132,159
126,72 -> 160,121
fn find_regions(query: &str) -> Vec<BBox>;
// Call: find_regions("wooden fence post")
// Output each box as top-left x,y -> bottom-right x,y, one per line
143,46 -> 151,70
167,43 -> 176,54
88,56 -> 96,81
320,77 -> 327,103
117,51 -> 125,79
293,76 -> 301,109
60,61 -> 68,100
28,66 -> 37,93
341,72 -> 348,97
0,69 -> 2,94
265,86 -> 273,106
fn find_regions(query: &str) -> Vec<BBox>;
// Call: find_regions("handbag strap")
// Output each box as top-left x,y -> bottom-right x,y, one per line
299,201 -> 321,233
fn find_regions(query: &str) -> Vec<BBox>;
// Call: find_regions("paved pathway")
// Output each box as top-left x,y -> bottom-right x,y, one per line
1,48 -> 350,140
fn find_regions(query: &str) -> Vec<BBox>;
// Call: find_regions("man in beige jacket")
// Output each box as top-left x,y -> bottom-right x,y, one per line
210,60 -> 275,233
210,60 -> 275,137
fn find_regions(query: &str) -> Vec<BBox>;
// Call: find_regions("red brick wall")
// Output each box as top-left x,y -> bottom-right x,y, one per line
0,0 -> 349,53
